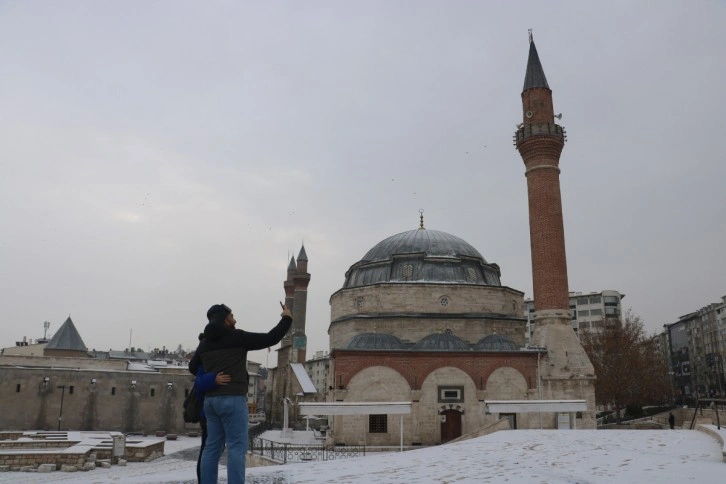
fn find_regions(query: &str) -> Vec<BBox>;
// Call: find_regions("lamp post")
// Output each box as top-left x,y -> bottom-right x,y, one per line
57,385 -> 67,431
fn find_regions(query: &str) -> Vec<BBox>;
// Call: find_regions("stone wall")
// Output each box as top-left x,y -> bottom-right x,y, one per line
0,451 -> 88,468
0,366 -> 197,434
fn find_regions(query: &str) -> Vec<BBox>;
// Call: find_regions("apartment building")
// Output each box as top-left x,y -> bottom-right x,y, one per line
663,295 -> 726,401
303,350 -> 330,397
524,290 -> 624,342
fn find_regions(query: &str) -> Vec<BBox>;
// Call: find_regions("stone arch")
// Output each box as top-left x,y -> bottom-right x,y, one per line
437,404 -> 465,414
347,366 -> 411,401
418,366 -> 478,444
485,367 -> 528,400
338,366 -> 412,446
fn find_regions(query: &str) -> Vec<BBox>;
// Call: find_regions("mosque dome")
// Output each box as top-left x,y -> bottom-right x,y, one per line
343,228 -> 502,289
474,334 -> 519,351
347,333 -> 405,350
413,332 -> 470,351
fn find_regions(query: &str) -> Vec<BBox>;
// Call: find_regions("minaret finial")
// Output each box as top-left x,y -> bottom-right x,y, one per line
419,209 -> 425,229
528,29 -> 533,43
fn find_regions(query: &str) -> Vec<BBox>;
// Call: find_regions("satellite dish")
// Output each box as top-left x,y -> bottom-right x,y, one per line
554,113 -> 563,120
525,111 -> 533,118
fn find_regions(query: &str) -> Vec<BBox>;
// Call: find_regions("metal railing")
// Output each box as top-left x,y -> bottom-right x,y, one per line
249,437 -> 365,464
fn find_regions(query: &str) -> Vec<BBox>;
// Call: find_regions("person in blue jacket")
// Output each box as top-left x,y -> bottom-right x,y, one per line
194,334 -> 231,484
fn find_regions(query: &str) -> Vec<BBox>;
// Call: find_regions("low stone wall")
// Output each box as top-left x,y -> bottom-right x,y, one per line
0,432 -> 165,470
0,450 -> 89,468
0,440 -> 76,449
126,440 -> 165,462
0,433 -> 23,440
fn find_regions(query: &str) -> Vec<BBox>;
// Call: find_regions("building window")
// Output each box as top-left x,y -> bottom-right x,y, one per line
150,388 -> 155,397
603,296 -> 619,305
111,387 -> 116,396
590,309 -> 602,316
69,386 -> 74,395
369,414 -> 387,433
355,297 -> 365,309
578,310 -> 590,317
577,297 -> 589,305
466,267 -> 477,282
400,264 -> 414,280
589,296 -> 601,304
438,385 -> 464,403
440,296 -> 450,307
16,384 -> 21,393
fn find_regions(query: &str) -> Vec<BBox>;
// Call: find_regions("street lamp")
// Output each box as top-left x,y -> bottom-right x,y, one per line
57,385 -> 67,431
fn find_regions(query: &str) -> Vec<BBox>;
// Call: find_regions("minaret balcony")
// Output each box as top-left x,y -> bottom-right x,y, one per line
513,122 -> 566,148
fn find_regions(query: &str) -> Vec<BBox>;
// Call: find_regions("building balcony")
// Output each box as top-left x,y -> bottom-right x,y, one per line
513,122 -> 566,147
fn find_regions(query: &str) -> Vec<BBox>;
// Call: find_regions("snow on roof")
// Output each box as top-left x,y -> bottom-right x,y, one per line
485,399 -> 588,413
126,362 -> 158,372
290,362 -> 317,394
300,401 -> 412,415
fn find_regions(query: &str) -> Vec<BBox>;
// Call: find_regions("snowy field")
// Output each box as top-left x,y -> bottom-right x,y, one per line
2,427 -> 725,483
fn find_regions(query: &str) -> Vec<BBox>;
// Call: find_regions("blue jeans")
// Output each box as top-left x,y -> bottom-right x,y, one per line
201,395 -> 248,484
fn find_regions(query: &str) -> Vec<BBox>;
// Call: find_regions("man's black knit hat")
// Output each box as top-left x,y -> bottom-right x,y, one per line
207,304 -> 231,321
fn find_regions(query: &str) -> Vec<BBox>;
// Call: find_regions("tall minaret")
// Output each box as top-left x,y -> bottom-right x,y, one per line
515,30 -> 569,311
514,32 -> 596,428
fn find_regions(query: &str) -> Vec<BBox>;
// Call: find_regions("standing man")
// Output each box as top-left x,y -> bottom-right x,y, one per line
668,412 -> 675,429
189,303 -> 292,484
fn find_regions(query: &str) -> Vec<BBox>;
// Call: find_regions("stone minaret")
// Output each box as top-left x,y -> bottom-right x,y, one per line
267,245 -> 310,426
292,245 -> 310,363
514,32 -> 596,428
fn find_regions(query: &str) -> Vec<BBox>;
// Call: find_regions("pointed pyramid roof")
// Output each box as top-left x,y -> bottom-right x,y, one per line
297,245 -> 308,262
288,255 -> 297,271
45,317 -> 88,351
523,38 -> 550,92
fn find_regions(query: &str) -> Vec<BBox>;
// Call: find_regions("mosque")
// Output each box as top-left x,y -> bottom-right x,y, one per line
269,34 -> 596,446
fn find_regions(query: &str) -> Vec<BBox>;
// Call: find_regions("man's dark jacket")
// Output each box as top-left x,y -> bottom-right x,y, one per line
189,315 -> 291,398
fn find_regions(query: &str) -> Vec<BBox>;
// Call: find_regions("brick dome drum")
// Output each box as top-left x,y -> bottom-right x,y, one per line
342,229 -> 502,288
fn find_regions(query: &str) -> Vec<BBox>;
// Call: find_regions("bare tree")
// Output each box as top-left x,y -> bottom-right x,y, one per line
581,310 -> 670,423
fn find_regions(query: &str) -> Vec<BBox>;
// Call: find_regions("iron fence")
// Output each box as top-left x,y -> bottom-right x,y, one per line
250,437 -> 365,464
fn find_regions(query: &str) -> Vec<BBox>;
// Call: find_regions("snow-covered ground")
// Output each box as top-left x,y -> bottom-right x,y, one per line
2,427 -> 725,483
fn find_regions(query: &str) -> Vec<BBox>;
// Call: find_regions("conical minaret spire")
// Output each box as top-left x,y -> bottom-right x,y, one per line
523,30 -> 550,91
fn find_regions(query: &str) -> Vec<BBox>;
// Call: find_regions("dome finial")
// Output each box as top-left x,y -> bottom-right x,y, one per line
528,28 -> 533,44
419,209 -> 425,229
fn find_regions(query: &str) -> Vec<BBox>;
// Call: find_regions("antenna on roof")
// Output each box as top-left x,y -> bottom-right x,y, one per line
528,29 -> 533,43
419,209 -> 425,229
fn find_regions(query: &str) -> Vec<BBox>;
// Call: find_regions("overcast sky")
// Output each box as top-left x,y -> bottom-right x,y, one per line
1,1 -> 724,365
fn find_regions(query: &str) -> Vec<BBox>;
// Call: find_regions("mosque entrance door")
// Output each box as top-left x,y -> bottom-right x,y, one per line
440,410 -> 462,442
